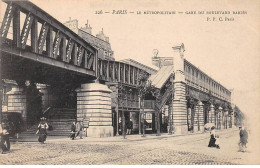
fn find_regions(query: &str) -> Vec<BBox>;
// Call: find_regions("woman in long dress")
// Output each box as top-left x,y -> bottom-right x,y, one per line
208,126 -> 216,147
36,118 -> 49,144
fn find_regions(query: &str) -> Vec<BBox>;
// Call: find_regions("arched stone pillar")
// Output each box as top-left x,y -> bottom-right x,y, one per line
76,83 -> 113,137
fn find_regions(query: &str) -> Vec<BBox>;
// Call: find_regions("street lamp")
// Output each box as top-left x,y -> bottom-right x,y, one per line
142,112 -> 146,137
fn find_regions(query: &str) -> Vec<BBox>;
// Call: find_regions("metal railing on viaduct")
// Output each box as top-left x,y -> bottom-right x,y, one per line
0,1 -> 149,86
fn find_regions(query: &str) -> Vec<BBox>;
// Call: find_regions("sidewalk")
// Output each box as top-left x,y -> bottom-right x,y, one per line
13,127 -> 239,143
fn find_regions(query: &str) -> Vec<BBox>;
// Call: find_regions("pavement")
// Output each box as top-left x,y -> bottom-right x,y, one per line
0,127 -> 258,165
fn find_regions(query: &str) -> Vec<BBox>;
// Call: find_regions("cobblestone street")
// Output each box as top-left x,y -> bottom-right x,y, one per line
0,128 -> 255,165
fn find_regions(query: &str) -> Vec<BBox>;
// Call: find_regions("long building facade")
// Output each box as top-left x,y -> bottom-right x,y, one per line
147,44 -> 233,135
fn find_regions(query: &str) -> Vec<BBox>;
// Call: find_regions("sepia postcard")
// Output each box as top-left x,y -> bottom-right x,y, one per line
0,0 -> 259,166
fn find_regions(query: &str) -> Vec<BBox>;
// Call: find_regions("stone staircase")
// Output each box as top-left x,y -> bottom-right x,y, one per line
18,108 -> 77,139
46,108 -> 77,136
48,119 -> 75,136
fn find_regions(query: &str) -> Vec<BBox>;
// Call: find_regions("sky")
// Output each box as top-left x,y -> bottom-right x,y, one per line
0,0 -> 259,127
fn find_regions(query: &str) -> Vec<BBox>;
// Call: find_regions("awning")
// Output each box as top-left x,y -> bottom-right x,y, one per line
149,65 -> 174,89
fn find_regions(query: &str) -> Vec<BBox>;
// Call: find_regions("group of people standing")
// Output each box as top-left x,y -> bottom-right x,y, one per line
70,121 -> 84,140
36,119 -> 85,142
36,119 -> 86,143
119,118 -> 133,135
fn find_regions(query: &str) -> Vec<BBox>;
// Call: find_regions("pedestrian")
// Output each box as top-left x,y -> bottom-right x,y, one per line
208,126 -> 216,147
1,123 -> 10,154
126,119 -> 133,135
215,135 -> 220,149
118,118 -> 122,135
70,121 -> 76,140
239,126 -> 248,152
76,121 -> 83,139
36,117 -> 49,144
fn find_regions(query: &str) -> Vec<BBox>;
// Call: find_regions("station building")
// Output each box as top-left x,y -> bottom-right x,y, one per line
0,8 -> 242,138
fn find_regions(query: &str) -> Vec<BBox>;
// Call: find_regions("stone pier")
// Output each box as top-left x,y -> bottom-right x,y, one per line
76,83 -> 113,137
209,104 -> 215,124
6,86 -> 27,124
193,101 -> 204,132
172,44 -> 188,135
218,107 -> 223,130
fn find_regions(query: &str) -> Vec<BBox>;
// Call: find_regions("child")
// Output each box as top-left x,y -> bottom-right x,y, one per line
215,134 -> 220,149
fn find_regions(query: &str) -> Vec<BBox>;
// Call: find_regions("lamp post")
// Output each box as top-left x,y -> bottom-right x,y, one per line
142,111 -> 146,137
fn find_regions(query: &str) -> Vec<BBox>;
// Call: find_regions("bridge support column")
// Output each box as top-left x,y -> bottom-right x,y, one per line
231,110 -> 235,128
172,43 -> 188,135
224,109 -> 229,129
187,107 -> 192,131
209,104 -> 215,124
218,107 -> 223,130
76,83 -> 113,137
193,101 -> 204,132
172,82 -> 188,135
6,86 -> 27,126
168,100 -> 173,134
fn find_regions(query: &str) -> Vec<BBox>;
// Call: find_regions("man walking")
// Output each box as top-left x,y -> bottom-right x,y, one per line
76,121 -> 83,139
126,119 -> 133,135
70,121 -> 76,140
